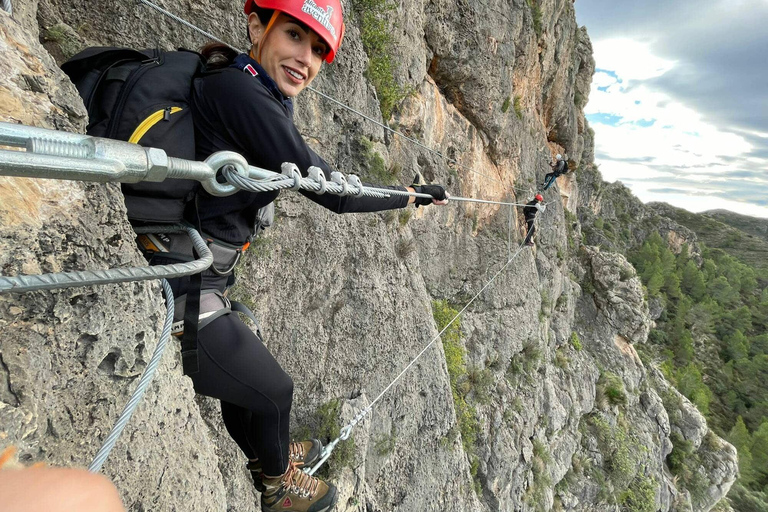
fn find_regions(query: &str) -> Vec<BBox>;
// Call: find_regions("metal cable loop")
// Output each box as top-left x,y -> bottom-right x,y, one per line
88,278 -> 175,473
0,225 -> 212,293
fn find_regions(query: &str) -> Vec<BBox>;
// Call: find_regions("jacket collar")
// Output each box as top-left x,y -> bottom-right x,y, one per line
231,53 -> 294,116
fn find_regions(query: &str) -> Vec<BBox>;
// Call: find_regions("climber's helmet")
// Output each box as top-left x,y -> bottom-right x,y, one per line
244,0 -> 346,63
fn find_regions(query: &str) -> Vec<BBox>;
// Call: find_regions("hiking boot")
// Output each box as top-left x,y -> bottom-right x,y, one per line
248,439 -> 324,492
261,461 -> 338,512
525,241 -> 535,247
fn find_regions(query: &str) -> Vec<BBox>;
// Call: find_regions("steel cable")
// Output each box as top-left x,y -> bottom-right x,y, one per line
0,225 -> 212,293
88,278 -> 175,473
307,222 -> 537,475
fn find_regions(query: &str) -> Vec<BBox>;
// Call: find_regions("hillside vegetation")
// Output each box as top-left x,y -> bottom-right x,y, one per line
651,203 -> 768,277
629,231 -> 768,511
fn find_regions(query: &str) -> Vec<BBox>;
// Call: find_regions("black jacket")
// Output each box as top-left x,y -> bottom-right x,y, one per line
523,200 -> 541,221
552,160 -> 567,175
189,54 -> 408,244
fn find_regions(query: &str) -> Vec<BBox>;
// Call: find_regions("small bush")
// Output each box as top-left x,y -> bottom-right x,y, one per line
619,475 -> 657,512
513,95 -> 523,119
353,0 -> 409,119
308,399 -> 357,477
432,300 -> 480,457
398,209 -> 412,227
619,267 -> 634,281
598,372 -> 627,407
501,96 -> 511,113
374,429 -> 397,456
358,137 -> 396,184
526,0 -> 543,38
570,332 -> 583,351
540,290 -> 552,316
467,366 -> 495,405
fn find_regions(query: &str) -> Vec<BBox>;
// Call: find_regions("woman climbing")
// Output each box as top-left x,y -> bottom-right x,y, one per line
523,194 -> 545,246
165,1 -> 448,511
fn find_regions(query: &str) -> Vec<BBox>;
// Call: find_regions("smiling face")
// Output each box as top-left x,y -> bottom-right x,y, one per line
248,12 -> 329,97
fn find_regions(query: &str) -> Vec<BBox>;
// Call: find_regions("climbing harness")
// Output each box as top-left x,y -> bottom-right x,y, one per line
306,223 -> 538,475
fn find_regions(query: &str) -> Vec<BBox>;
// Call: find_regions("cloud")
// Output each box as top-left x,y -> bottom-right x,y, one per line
576,0 -> 768,219
591,39 -> 676,83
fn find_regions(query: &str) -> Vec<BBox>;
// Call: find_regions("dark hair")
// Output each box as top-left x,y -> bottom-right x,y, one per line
246,6 -> 275,43
200,43 -> 239,69
200,6 -> 275,69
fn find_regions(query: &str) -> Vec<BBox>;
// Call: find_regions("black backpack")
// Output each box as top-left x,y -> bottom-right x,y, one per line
61,47 -> 203,223
61,47 -> 273,376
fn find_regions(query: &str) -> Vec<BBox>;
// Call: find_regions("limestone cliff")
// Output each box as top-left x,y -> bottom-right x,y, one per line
0,1 -> 737,511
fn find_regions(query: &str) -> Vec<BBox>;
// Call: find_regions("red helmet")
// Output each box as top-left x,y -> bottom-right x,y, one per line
244,0 -> 346,63
535,194 -> 543,202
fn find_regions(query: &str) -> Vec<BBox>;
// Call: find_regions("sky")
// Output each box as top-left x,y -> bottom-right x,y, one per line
574,0 -> 768,219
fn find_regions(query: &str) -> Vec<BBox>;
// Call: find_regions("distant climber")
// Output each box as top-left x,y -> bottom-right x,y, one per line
543,154 -> 568,190
523,194 -> 545,246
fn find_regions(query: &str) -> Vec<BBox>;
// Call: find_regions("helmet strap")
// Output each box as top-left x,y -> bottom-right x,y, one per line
256,10 -> 280,64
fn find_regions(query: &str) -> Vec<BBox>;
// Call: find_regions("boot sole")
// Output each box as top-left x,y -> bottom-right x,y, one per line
314,487 -> 338,512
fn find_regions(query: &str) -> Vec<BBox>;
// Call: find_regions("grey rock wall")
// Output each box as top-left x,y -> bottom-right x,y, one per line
0,0 -> 737,511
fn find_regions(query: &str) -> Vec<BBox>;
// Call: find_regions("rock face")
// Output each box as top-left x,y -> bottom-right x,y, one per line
0,2 -> 736,512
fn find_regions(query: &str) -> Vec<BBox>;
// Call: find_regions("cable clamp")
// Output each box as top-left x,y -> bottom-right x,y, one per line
281,162 -> 303,191
307,166 -> 327,194
331,172 -> 349,196
339,425 -> 354,441
347,175 -> 365,197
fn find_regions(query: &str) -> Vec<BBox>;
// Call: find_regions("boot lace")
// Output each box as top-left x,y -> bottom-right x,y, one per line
288,441 -> 306,462
283,461 -> 320,499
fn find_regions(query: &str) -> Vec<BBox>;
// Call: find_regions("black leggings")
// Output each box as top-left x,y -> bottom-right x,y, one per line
524,219 -> 536,244
189,313 -> 293,476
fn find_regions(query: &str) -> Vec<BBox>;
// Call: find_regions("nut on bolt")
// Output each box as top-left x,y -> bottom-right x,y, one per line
144,147 -> 169,182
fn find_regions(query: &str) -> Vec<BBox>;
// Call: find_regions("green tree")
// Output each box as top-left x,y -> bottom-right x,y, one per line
680,260 -> 706,301
728,416 -> 755,486
709,276 -> 739,307
724,331 -> 750,362
686,302 -> 715,336
751,334 -> 768,357
677,364 -> 713,415
718,306 -> 753,339
663,272 -> 682,300
751,421 -> 768,486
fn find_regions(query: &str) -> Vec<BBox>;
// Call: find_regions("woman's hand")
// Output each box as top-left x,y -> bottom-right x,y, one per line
407,184 -> 449,206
